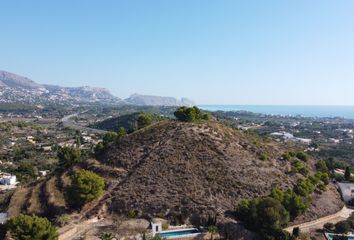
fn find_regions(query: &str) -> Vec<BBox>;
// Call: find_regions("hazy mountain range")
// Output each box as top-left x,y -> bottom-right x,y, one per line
0,70 -> 194,106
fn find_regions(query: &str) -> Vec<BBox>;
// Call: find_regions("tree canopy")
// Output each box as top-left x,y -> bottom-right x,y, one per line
174,106 -> 210,122
5,214 -> 58,240
68,170 -> 105,208
137,113 -> 154,129
57,146 -> 81,168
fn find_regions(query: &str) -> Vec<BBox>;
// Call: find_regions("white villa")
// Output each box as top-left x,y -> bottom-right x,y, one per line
338,182 -> 354,203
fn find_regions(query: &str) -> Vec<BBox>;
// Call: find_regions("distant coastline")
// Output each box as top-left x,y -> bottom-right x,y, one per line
198,105 -> 354,119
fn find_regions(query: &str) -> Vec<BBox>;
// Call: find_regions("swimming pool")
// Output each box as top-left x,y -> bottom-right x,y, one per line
158,228 -> 201,239
326,233 -> 354,240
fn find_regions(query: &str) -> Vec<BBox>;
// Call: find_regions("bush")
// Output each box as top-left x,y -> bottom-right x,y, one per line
99,232 -> 115,240
128,209 -> 135,218
174,106 -> 210,122
68,170 -> 105,208
296,152 -> 309,162
316,160 -> 329,173
137,113 -> 154,129
323,222 -> 335,231
282,190 -> 308,219
335,221 -> 350,234
58,147 -> 81,168
315,172 -> 330,185
5,214 -> 58,240
294,178 -> 315,197
282,152 -> 292,161
102,132 -> 118,146
56,214 -> 70,227
291,160 -> 309,176
259,153 -> 269,161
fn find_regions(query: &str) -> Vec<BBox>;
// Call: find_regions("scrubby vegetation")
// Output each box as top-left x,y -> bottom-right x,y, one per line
174,106 -> 210,122
58,146 -> 81,169
237,161 -> 330,240
92,112 -> 163,133
5,214 -> 58,240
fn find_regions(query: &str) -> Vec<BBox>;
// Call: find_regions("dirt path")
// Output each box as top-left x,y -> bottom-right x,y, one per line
285,206 -> 354,233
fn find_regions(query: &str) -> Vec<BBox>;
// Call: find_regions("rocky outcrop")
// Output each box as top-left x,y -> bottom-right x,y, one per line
125,94 -> 195,106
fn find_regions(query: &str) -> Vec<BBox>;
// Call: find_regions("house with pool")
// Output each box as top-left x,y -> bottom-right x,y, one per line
151,220 -> 203,239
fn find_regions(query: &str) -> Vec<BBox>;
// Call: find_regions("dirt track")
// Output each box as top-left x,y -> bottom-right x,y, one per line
285,206 -> 354,233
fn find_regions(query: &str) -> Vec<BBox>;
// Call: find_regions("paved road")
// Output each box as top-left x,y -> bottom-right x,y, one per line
285,206 -> 354,233
61,113 -> 110,135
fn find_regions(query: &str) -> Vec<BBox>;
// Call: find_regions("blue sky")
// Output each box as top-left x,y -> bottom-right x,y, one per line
1,1 -> 354,105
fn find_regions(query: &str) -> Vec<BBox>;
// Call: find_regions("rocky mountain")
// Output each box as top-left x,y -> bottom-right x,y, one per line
0,70 -> 43,89
0,70 -> 121,104
125,93 -> 195,106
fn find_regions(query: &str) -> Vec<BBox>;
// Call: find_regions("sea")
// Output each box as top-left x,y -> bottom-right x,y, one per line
198,105 -> 354,120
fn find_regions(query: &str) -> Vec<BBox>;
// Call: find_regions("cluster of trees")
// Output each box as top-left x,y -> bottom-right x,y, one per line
174,106 -> 210,122
282,151 -> 309,162
57,146 -> 81,169
68,170 -> 105,208
237,166 -> 330,239
237,197 -> 291,239
5,214 -> 58,240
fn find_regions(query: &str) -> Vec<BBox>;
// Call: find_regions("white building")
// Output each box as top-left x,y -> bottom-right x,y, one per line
0,174 -> 17,185
338,183 -> 354,203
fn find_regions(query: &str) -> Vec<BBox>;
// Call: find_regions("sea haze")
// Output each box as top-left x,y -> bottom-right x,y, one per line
199,105 -> 354,119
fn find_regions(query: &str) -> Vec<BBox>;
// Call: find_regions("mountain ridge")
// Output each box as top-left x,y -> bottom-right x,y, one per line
0,70 -> 195,106
0,70 -> 121,104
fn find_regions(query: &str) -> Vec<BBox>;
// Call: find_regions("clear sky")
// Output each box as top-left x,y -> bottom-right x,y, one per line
1,1 -> 354,105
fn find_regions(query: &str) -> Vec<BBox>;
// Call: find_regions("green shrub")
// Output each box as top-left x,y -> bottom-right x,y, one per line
294,178 -> 315,197
335,221 -> 350,234
99,232 -> 115,240
324,222 -> 335,231
162,222 -> 169,230
281,153 -> 292,161
316,160 -> 329,173
58,146 -> 81,168
296,152 -> 309,162
5,214 -> 58,240
259,153 -> 269,161
68,170 -> 105,208
174,106 -> 210,122
128,209 -> 135,218
56,214 -> 70,227
137,113 -> 153,129
236,197 -> 289,237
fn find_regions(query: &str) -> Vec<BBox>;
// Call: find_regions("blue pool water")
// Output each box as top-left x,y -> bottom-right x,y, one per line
326,233 -> 354,240
158,229 -> 200,238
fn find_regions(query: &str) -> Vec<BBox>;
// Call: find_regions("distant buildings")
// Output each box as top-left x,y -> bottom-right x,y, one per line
270,131 -> 312,144
0,173 -> 18,191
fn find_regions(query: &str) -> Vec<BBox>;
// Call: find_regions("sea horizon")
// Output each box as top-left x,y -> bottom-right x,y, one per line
198,105 -> 354,119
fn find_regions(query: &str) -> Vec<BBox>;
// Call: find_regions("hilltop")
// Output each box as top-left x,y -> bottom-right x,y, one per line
4,120 -> 342,239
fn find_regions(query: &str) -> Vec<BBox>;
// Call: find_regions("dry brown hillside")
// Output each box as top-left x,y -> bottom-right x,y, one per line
100,120 -> 300,223
5,120 -> 342,237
